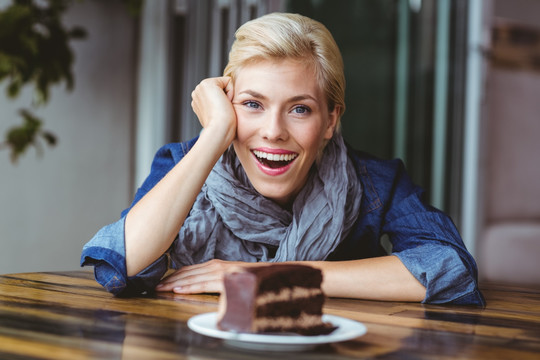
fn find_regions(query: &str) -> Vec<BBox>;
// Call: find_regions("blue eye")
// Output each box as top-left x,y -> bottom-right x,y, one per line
244,101 -> 261,109
292,105 -> 311,114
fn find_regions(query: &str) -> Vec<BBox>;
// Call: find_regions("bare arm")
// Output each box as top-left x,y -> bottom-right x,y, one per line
156,256 -> 426,302
305,256 -> 426,301
125,77 -> 236,276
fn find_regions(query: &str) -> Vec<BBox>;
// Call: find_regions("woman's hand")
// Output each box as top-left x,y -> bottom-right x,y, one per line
191,77 -> 237,147
155,259 -> 254,294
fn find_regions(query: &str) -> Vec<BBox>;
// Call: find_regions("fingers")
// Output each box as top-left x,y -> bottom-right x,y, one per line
158,262 -> 216,287
172,279 -> 223,295
191,77 -> 233,108
156,273 -> 223,294
190,77 -> 237,148
155,259 -> 236,294
191,77 -> 235,126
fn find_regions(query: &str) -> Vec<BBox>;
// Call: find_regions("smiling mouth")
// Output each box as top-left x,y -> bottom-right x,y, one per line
252,150 -> 298,169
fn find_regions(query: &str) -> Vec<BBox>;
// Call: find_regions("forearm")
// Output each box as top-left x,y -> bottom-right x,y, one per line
125,130 -> 230,276
303,256 -> 426,302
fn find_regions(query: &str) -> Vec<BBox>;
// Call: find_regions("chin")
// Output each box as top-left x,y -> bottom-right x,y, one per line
253,185 -> 294,207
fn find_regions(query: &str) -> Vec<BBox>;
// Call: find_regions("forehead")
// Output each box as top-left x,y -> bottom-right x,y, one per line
234,59 -> 323,99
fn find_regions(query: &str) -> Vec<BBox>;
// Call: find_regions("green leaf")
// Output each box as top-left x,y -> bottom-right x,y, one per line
7,80 -> 21,98
4,108 -> 56,162
0,0 -> 86,103
42,131 -> 57,146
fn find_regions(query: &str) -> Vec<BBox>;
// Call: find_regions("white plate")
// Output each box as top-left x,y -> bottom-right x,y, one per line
187,312 -> 367,352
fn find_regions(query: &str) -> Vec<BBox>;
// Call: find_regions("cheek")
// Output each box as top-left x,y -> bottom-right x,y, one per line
301,124 -> 328,152
232,117 -> 256,160
234,112 -> 253,140
233,121 -> 247,146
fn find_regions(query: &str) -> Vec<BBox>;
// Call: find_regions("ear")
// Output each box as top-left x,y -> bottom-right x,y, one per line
323,106 -> 340,140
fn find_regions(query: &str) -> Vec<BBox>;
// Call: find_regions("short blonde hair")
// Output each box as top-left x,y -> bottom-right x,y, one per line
224,13 -> 345,126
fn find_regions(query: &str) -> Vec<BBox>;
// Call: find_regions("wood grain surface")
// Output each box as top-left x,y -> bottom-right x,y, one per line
0,271 -> 539,359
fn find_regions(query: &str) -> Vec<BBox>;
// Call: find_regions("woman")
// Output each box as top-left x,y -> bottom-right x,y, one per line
81,13 -> 485,305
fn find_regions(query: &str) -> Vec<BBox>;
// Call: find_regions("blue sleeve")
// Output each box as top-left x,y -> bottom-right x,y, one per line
80,217 -> 169,296
80,142 -> 192,296
122,142 -> 188,216
382,161 -> 485,306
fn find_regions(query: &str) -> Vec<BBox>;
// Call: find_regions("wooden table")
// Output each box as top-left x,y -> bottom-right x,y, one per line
0,271 -> 539,359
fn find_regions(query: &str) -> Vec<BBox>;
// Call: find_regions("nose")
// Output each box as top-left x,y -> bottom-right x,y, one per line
260,111 -> 288,142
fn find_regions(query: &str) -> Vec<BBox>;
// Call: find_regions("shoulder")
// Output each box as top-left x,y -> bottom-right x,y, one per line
153,137 -> 199,165
146,137 -> 199,176
347,146 -> 407,182
346,145 -> 420,214
121,137 -> 199,216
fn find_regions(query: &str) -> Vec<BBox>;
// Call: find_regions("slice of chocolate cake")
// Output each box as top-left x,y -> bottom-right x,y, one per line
217,264 -> 336,335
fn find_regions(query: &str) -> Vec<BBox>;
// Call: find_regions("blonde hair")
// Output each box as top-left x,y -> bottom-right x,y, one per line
223,13 -> 345,127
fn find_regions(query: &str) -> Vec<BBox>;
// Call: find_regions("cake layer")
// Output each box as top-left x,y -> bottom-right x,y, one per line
248,265 -> 323,292
255,286 -> 324,306
217,264 -> 335,336
256,295 -> 325,317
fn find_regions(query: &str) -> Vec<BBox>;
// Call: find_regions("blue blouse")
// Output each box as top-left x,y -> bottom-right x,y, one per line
81,137 -> 485,306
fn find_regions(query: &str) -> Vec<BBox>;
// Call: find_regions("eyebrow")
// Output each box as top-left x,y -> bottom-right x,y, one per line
238,90 -> 317,103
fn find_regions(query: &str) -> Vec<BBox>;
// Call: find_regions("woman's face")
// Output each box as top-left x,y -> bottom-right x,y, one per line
232,59 -> 338,207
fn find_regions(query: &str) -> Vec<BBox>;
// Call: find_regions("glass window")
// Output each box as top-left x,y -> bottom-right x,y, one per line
286,0 -> 469,221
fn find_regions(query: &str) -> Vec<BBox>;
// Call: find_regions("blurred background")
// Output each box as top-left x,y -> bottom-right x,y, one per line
1,0 -> 539,286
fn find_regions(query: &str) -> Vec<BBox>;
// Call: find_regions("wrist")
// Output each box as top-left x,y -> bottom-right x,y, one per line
199,125 -> 235,154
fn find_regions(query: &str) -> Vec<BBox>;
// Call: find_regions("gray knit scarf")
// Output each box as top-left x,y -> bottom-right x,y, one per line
170,133 -> 362,267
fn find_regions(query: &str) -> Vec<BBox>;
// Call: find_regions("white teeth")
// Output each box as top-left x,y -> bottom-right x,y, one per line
253,150 -> 297,162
